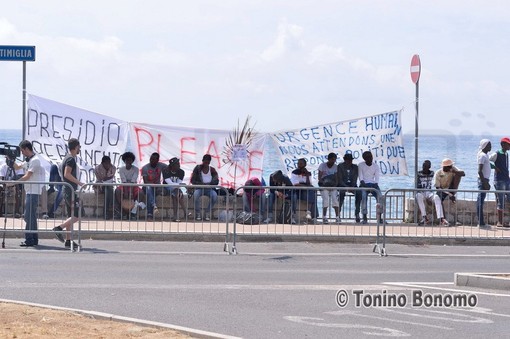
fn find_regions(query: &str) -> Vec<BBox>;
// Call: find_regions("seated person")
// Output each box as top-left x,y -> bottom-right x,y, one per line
141,152 -> 166,219
242,177 -> 264,214
0,154 -> 24,217
115,152 -> 144,219
191,154 -> 219,221
318,152 -> 339,223
358,151 -> 382,224
434,158 -> 465,226
265,170 -> 295,224
162,157 -> 189,222
290,158 -> 318,222
94,155 -> 116,219
415,160 -> 442,225
337,152 -> 362,223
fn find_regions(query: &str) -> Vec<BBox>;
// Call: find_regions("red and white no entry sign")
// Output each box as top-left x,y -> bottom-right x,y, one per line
410,54 -> 421,84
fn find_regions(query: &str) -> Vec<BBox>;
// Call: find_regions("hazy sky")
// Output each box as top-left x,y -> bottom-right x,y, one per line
1,1 -> 508,136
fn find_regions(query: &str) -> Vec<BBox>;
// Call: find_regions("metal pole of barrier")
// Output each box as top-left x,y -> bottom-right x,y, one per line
372,187 -> 387,256
230,187 -> 239,254
223,186 -> 230,253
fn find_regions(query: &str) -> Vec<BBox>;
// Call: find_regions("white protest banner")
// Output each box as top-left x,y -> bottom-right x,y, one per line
129,123 -> 267,188
26,94 -> 130,183
270,110 -> 408,181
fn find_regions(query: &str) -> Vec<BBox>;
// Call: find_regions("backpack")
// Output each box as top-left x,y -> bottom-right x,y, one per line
277,200 -> 292,224
236,211 -> 260,225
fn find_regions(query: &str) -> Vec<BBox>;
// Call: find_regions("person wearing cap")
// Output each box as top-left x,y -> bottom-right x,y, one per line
336,152 -> 361,223
190,154 -> 219,221
141,152 -> 167,220
242,177 -> 264,215
490,137 -> 510,227
162,157 -> 189,222
434,157 -> 465,226
415,160 -> 442,225
358,151 -> 383,224
318,153 -> 339,224
476,139 -> 492,228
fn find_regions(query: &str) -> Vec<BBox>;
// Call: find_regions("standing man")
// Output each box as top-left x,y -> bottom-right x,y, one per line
358,151 -> 382,224
337,153 -> 362,223
14,140 -> 45,247
53,138 -> 83,249
490,137 -> 510,227
477,139 -> 492,229
141,152 -> 166,220
318,153 -> 339,224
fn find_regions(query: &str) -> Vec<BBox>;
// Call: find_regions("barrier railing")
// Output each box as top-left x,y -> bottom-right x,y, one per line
1,180 -> 77,250
77,183 -> 232,251
230,185 -> 385,255
381,188 -> 510,245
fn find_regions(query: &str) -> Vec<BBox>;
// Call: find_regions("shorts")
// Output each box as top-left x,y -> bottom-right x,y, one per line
63,186 -> 80,218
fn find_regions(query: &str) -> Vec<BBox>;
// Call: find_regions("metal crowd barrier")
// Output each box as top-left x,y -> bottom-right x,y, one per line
381,188 -> 510,245
0,180 -> 77,251
78,183 -> 232,252
230,185 -> 385,255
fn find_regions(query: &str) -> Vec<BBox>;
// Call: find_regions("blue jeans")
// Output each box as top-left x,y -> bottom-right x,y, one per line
361,183 -> 381,215
293,189 -> 318,218
193,188 -> 217,215
24,194 -> 39,245
143,186 -> 163,215
494,180 -> 510,210
477,179 -> 487,225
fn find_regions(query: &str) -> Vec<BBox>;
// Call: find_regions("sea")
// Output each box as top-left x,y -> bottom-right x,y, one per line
0,129 -> 503,191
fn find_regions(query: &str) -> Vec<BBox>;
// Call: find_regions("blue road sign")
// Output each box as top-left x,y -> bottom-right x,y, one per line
0,45 -> 36,61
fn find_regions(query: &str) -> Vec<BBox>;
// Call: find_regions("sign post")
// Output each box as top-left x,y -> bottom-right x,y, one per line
0,45 -> 36,140
410,54 -> 421,223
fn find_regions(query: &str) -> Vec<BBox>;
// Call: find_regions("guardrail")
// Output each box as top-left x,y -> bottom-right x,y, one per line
230,185 -> 385,255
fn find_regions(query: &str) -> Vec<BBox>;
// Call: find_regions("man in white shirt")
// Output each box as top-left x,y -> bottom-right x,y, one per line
15,140 -> 46,247
358,151 -> 382,224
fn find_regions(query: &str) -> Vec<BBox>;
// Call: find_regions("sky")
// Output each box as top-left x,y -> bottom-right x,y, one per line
1,0 -> 509,136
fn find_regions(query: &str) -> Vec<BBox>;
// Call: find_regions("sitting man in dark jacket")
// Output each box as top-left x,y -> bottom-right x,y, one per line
190,154 -> 219,221
337,153 -> 362,223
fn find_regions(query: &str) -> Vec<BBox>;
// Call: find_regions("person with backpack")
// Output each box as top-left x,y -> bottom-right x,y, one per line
264,170 -> 296,224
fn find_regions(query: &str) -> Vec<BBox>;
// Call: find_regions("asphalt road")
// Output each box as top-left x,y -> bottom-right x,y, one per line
1,240 -> 509,338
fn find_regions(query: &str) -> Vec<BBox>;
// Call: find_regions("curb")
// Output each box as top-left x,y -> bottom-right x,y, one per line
0,298 -> 240,339
455,273 -> 510,290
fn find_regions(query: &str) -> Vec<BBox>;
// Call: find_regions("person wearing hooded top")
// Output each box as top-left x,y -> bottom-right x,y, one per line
476,139 -> 492,229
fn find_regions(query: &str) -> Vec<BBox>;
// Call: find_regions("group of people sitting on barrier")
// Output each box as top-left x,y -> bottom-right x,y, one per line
241,151 -> 383,225
414,137 -> 510,229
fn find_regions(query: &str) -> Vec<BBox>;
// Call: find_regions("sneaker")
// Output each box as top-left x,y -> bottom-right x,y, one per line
323,218 -> 329,224
336,217 -> 341,224
195,215 -> 202,221
291,218 -> 297,225
478,224 -> 492,229
440,218 -> 450,227
306,211 -> 312,220
20,241 -> 36,247
64,240 -> 79,249
204,214 -> 211,221
355,214 -> 361,223
418,216 -> 428,226
52,226 -> 65,243
263,217 -> 273,224
41,213 -> 49,220
146,214 -> 153,220
172,217 -> 181,222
